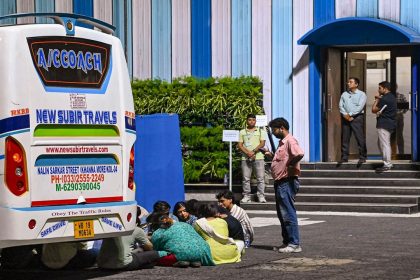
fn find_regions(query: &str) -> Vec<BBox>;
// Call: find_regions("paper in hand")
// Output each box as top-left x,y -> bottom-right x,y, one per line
377,104 -> 388,116
379,104 -> 387,114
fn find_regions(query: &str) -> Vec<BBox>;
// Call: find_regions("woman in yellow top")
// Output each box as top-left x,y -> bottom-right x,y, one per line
194,203 -> 241,265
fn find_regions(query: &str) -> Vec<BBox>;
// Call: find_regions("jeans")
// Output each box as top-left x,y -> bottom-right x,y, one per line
274,178 -> 300,246
377,128 -> 392,167
241,159 -> 265,196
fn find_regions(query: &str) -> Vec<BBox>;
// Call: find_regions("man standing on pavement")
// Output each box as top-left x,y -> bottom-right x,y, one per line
266,118 -> 304,253
338,77 -> 367,166
372,81 -> 397,172
238,114 -> 267,203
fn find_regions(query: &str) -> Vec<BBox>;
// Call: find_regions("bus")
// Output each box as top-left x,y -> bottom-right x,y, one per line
0,13 -> 137,248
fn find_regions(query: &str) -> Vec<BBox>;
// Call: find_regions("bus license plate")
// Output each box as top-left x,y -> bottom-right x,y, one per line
74,220 -> 94,239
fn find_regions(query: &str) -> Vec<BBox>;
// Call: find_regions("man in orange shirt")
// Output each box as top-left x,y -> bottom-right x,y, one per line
266,118 -> 304,253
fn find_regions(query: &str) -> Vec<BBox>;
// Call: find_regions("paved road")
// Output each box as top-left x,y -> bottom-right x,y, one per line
2,211 -> 420,280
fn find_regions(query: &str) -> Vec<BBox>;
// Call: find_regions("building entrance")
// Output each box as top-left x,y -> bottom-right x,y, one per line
324,48 -> 412,162
298,17 -> 420,162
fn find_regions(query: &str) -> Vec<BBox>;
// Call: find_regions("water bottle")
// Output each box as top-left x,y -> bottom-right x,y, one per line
244,233 -> 250,248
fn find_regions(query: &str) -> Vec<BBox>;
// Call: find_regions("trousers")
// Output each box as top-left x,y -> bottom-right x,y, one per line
241,159 -> 265,196
274,178 -> 300,246
341,114 -> 367,160
377,128 -> 392,167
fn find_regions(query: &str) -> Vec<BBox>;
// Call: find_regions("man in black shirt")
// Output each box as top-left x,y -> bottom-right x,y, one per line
372,81 -> 397,172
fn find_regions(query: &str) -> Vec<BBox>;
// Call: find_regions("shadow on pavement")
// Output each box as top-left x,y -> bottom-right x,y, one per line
250,244 -> 275,251
0,267 -> 121,280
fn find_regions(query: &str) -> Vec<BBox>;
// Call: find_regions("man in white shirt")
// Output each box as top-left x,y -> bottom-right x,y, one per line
338,77 -> 367,166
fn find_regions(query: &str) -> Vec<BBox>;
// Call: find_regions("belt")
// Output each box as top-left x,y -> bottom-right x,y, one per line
352,113 -> 364,118
274,176 -> 298,185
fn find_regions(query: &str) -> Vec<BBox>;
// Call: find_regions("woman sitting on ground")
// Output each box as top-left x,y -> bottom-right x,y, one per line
142,200 -> 179,235
173,201 -> 197,225
217,206 -> 245,253
150,213 -> 214,268
194,203 -> 241,265
185,199 -> 200,217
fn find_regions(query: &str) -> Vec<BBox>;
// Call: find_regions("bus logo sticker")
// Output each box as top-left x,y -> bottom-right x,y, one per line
27,36 -> 111,89
70,94 -> 87,109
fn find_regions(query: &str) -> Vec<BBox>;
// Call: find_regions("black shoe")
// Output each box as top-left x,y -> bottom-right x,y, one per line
173,261 -> 190,268
336,159 -> 348,167
375,166 -> 391,173
357,159 -> 366,168
190,261 -> 201,268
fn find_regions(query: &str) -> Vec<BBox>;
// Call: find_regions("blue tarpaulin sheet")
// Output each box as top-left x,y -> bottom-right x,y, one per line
134,114 -> 185,212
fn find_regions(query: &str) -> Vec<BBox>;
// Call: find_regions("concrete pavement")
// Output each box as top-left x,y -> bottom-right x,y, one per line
1,211 -> 420,280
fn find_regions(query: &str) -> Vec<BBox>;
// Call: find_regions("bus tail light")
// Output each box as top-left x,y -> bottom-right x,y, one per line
5,137 -> 28,196
28,219 -> 36,229
128,146 -> 135,190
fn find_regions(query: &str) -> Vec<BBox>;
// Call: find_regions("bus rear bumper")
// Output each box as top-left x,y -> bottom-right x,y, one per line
0,201 -> 137,248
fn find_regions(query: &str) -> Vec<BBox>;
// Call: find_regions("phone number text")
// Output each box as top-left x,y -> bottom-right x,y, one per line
56,182 -> 101,192
51,174 -> 105,184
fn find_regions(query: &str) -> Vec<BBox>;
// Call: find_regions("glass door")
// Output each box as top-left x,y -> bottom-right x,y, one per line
391,49 -> 412,160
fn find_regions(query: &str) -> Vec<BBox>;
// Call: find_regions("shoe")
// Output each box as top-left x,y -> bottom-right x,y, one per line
241,195 -> 252,203
357,159 -> 366,168
273,243 -> 288,251
257,195 -> 267,203
278,244 -> 302,253
173,261 -> 190,268
376,166 -> 392,173
336,159 -> 348,167
190,261 -> 201,268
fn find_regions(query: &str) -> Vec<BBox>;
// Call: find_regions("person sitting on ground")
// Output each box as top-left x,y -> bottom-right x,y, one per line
41,241 -> 97,270
194,203 -> 241,265
217,206 -> 245,253
150,213 -> 214,268
216,190 -> 254,247
142,200 -> 179,235
185,199 -> 201,217
138,204 -> 149,220
173,201 -> 197,225
97,206 -> 161,270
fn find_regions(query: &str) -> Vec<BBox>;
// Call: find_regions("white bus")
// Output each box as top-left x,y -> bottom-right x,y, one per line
0,13 -> 137,248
